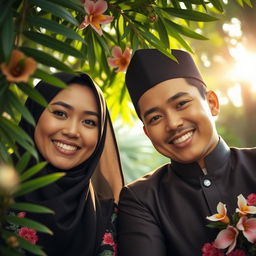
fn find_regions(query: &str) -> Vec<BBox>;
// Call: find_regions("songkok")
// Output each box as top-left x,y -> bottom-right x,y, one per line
125,49 -> 206,116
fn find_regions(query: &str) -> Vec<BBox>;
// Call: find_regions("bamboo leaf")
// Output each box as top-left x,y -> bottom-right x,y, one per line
164,19 -> 208,40
23,31 -> 83,58
155,17 -> 170,49
10,202 -> 54,214
162,8 -> 218,21
20,162 -> 47,182
33,69 -> 67,89
15,152 -> 32,173
0,10 -> 15,60
6,90 -> 35,126
18,82 -> 48,107
87,30 -> 96,71
6,216 -> 53,234
51,0 -> 85,14
29,0 -> 79,26
209,0 -> 224,12
14,173 -> 66,197
20,47 -> 75,74
27,16 -> 84,42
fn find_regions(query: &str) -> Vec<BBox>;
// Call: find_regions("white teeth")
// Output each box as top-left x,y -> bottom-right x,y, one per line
172,131 -> 193,144
53,141 -> 78,151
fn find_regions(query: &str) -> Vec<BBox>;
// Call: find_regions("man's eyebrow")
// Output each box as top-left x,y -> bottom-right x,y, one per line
50,101 -> 99,118
143,91 -> 189,119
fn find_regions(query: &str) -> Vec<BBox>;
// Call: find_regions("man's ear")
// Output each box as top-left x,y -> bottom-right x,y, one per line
206,90 -> 219,116
143,125 -> 149,137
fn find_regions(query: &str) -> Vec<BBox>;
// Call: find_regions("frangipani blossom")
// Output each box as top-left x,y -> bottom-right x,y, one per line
236,216 -> 256,243
206,202 -> 230,223
1,49 -> 37,83
79,0 -> 113,36
213,225 -> 239,254
236,194 -> 256,216
107,46 -> 131,72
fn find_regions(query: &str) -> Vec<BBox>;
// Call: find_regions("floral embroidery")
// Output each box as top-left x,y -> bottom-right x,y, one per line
202,193 -> 256,255
6,211 -> 39,245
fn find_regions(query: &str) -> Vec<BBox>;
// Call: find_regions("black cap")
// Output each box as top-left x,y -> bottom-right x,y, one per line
125,49 -> 206,116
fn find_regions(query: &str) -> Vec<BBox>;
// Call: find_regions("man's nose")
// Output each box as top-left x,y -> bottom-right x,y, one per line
165,112 -> 183,132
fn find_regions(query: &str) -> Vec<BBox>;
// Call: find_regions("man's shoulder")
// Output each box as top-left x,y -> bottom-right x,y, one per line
125,163 -> 169,191
231,146 -> 256,156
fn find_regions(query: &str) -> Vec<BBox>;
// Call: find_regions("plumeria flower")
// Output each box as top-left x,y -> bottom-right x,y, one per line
79,0 -> 113,36
1,49 -> 37,83
206,202 -> 230,224
107,46 -> 131,72
213,225 -> 239,254
236,216 -> 256,243
236,194 -> 256,216
247,193 -> 256,206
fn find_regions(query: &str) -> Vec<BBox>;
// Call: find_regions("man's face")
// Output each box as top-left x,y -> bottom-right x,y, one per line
138,78 -> 219,167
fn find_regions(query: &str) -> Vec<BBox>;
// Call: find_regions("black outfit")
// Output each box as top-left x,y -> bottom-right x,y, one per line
15,72 -> 124,256
118,137 -> 256,255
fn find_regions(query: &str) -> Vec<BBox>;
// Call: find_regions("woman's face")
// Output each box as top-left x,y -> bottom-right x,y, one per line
34,83 -> 99,170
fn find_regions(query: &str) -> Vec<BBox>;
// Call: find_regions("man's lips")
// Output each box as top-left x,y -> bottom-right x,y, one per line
167,128 -> 195,144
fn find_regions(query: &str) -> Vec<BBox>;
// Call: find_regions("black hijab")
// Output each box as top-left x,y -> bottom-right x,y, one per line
17,72 -> 124,256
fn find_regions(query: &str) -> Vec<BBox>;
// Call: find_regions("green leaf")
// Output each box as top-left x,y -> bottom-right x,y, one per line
23,31 -> 83,58
14,173 -> 66,197
20,162 -> 47,182
164,19 -> 208,40
10,202 -> 54,214
51,0 -> 85,14
0,0 -> 15,26
15,152 -> 32,173
29,0 -> 79,26
155,17 -> 169,49
20,47 -> 75,74
209,0 -> 224,12
27,16 -> 84,42
0,10 -> 15,60
95,34 -> 110,56
0,245 -> 23,256
87,30 -> 96,71
162,8 -> 218,22
18,82 -> 48,107
6,216 -> 53,234
5,90 -> 35,126
33,69 -> 67,89
16,236 -> 46,256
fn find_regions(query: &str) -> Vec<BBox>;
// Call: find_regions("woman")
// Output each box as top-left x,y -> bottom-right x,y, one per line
14,72 -> 124,256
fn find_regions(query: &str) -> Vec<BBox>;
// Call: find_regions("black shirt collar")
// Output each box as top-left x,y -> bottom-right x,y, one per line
171,137 -> 230,180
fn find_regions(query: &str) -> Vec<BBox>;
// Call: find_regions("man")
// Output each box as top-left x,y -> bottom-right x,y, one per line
117,49 -> 256,255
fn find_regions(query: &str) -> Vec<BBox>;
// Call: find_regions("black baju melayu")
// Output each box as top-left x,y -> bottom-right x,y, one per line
118,137 -> 256,255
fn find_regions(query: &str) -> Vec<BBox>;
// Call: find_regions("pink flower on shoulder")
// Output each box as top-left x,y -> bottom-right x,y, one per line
236,194 -> 256,216
201,242 -> 224,256
213,226 -> 239,254
79,0 -> 113,36
206,202 -> 230,224
18,227 -> 38,244
107,46 -> 131,72
102,232 -> 114,246
236,216 -> 256,243
247,193 -> 256,206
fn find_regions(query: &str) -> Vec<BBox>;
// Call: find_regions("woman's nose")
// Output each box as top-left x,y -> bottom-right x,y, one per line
61,120 -> 80,138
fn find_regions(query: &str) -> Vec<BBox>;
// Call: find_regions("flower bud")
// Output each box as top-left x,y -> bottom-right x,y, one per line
0,165 -> 20,194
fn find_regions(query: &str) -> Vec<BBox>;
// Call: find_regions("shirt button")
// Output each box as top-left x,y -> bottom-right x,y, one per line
203,179 -> 211,187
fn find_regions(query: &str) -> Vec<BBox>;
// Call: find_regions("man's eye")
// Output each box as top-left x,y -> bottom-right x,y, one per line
176,100 -> 190,109
82,119 -> 97,127
52,110 -> 67,118
149,115 -> 161,124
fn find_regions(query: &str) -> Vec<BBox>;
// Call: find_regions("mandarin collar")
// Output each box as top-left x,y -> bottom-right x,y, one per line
171,137 -> 230,180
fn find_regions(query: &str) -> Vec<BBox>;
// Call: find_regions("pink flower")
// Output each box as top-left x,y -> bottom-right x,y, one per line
107,46 -> 131,72
247,193 -> 256,206
201,242 -> 225,256
236,194 -> 256,216
236,216 -> 256,243
79,0 -> 113,36
227,249 -> 246,256
17,212 -> 26,218
213,226 -> 239,254
206,202 -> 230,224
102,232 -> 114,246
18,227 -> 38,244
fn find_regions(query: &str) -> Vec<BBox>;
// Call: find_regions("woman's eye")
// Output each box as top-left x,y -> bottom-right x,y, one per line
82,119 -> 97,127
52,110 -> 67,118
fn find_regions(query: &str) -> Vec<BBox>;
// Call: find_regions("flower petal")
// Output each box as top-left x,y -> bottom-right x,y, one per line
93,0 -> 108,15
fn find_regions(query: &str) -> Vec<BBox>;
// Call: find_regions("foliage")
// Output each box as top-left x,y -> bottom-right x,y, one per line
0,0 -> 253,254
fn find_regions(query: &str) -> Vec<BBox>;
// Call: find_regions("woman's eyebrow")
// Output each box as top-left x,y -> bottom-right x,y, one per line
50,101 -> 100,118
